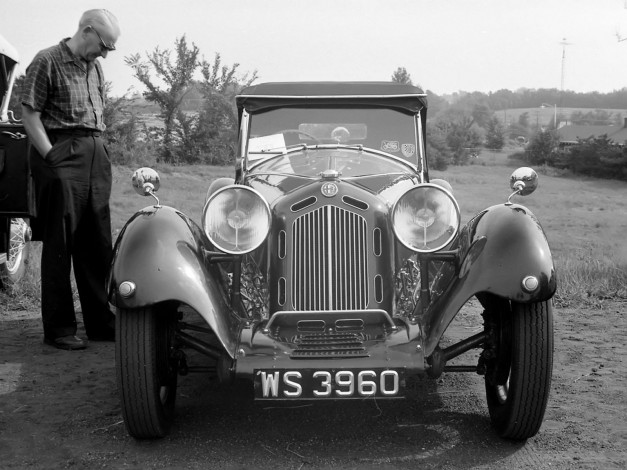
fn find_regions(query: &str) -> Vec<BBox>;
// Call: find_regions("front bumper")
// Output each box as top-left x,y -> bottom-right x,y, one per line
233,310 -> 426,382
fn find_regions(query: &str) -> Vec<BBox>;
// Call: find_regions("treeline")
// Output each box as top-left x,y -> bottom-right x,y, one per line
517,131 -> 627,181
392,67 -> 627,177
448,88 -> 627,112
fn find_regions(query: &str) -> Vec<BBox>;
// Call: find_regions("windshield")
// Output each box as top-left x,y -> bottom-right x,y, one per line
250,147 -> 416,179
247,107 -> 419,164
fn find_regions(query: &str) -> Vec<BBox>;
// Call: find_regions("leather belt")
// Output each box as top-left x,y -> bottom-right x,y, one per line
48,129 -> 102,137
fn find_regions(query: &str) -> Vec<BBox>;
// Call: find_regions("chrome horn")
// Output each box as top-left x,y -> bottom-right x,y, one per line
507,167 -> 538,204
132,167 -> 161,206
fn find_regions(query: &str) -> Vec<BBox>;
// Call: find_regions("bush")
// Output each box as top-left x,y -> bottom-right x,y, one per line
524,129 -> 559,165
105,135 -> 160,167
562,136 -> 627,180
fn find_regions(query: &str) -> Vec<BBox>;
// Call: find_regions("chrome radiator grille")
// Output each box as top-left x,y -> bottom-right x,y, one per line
291,205 -> 368,310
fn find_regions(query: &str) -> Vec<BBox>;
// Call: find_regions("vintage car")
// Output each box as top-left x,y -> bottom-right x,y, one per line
108,82 -> 556,441
0,34 -> 32,289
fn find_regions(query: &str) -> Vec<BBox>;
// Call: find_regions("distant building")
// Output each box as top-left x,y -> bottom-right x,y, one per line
557,118 -> 627,147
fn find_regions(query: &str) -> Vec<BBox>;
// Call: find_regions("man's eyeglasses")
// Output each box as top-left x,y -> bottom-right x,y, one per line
87,25 -> 116,52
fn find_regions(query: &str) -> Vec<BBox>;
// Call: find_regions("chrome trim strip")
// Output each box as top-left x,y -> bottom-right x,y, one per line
239,110 -> 250,172
416,110 -> 426,182
326,207 -> 333,309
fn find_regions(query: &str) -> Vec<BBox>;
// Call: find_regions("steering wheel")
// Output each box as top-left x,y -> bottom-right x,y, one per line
279,129 -> 321,144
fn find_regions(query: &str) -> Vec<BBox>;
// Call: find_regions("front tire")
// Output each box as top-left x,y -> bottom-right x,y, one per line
116,305 -> 179,438
484,299 -> 554,440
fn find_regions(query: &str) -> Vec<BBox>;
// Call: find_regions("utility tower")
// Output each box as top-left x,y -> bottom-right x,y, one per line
558,38 -> 572,109
559,38 -> 572,93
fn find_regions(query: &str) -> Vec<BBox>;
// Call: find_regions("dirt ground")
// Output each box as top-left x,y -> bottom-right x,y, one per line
0,300 -> 625,469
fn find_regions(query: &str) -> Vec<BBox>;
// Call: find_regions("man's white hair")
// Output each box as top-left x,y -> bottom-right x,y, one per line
78,9 -> 120,36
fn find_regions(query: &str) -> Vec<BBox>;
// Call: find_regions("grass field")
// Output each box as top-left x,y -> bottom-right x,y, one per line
2,152 -> 626,313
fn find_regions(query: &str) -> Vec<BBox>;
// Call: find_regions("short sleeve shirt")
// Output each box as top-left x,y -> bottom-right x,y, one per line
21,39 -> 106,131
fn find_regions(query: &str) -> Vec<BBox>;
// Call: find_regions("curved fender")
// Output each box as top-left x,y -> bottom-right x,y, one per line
422,203 -> 556,355
107,205 -> 237,358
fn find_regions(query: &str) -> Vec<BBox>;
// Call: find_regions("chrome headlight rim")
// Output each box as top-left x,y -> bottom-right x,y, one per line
202,184 -> 271,255
391,183 -> 461,253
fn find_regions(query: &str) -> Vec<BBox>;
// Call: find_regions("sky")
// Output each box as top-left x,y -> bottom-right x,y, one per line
2,0 -> 627,97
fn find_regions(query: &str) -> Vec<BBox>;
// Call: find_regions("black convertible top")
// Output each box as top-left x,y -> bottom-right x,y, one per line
236,81 -> 428,114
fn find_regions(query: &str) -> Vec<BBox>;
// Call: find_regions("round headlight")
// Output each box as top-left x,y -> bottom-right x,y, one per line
392,184 -> 460,253
202,185 -> 271,254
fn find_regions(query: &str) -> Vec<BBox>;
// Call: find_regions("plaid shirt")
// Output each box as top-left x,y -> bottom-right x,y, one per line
21,39 -> 106,131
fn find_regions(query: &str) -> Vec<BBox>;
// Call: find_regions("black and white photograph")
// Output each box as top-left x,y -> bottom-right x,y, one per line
1,1 -> 625,468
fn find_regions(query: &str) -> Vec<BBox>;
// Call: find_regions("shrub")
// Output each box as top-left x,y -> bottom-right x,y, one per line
562,135 -> 627,180
525,129 -> 559,165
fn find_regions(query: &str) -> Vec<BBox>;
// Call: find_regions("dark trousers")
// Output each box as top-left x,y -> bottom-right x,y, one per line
30,131 -> 114,339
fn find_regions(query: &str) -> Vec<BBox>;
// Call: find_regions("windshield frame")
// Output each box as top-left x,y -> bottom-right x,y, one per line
238,106 -> 427,182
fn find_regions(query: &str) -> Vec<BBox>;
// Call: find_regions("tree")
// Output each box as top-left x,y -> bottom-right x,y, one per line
570,109 -> 614,126
200,54 -> 257,158
485,117 -> 505,150
102,82 -> 159,166
426,90 -> 448,118
426,122 -> 452,170
187,53 -> 258,165
444,116 -> 482,165
471,103 -> 492,129
525,129 -> 559,165
126,35 -> 200,163
391,67 -> 412,85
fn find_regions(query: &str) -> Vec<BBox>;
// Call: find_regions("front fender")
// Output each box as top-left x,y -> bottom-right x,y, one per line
107,205 -> 237,357
422,203 -> 556,355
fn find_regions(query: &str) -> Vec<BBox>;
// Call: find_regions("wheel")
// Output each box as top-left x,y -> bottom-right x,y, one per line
116,305 -> 179,438
0,218 -> 31,289
483,298 -> 554,440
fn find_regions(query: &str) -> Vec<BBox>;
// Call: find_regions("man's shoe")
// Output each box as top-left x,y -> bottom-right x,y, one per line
44,335 -> 88,350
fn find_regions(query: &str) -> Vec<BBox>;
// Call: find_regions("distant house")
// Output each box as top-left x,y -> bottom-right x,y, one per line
557,118 -> 627,147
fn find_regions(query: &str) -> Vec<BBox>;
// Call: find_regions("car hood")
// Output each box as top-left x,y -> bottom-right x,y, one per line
246,170 -> 417,209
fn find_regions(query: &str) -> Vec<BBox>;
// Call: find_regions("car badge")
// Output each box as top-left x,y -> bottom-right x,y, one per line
321,182 -> 338,197
381,140 -> 399,152
401,143 -> 415,158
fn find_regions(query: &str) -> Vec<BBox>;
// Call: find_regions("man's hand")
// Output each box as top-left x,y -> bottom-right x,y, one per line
21,105 -> 53,158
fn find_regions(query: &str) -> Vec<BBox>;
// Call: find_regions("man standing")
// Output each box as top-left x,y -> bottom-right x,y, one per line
21,9 -> 120,350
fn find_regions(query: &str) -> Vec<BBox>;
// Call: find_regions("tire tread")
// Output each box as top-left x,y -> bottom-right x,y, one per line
116,308 -> 176,438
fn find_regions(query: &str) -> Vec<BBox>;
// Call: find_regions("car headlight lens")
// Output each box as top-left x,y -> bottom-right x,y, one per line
392,184 -> 460,252
202,185 -> 271,254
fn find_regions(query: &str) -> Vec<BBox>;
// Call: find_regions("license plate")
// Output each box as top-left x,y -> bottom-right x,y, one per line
254,368 -> 404,399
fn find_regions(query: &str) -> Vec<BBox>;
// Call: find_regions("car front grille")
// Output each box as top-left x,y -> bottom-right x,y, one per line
291,205 -> 368,310
291,332 -> 368,358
